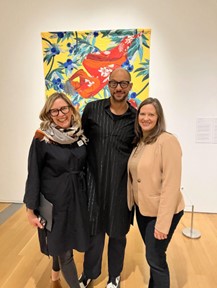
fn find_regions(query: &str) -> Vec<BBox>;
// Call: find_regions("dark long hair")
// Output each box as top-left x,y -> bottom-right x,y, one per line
134,97 -> 166,145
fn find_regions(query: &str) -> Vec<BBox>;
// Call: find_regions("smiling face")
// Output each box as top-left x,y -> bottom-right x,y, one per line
50,98 -> 73,129
138,103 -> 158,135
109,68 -> 132,103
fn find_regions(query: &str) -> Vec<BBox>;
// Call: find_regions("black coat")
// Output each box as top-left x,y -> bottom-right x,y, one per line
82,98 -> 136,237
24,131 -> 89,256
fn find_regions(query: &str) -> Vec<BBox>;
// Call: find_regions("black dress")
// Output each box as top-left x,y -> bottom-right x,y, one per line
24,131 -> 89,256
82,98 -> 136,238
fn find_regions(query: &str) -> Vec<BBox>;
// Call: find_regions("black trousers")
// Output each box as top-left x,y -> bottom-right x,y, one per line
136,206 -> 183,288
83,232 -> 126,279
52,250 -> 80,288
52,256 -> 60,271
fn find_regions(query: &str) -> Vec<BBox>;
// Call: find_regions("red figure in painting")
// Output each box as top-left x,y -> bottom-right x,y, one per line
65,32 -> 143,98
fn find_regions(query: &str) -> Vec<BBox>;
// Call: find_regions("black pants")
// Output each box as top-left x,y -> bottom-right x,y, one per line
136,206 -> 183,288
52,250 -> 80,288
52,256 -> 60,271
83,232 -> 126,279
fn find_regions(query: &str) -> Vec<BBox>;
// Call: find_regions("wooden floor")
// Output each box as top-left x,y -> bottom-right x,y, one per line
0,203 -> 217,288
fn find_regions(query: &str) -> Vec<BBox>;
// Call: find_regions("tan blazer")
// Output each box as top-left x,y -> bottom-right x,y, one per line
127,132 -> 185,234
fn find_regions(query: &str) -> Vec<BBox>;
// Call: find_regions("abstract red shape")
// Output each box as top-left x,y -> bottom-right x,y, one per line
128,98 -> 138,109
65,32 -> 143,98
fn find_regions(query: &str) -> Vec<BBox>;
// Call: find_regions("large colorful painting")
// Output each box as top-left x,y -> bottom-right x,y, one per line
41,28 -> 151,112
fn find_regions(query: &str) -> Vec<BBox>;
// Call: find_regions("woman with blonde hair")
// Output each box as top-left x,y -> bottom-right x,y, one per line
24,92 -> 89,288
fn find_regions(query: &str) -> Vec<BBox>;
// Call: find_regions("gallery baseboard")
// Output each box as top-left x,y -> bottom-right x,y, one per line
0,203 -> 23,225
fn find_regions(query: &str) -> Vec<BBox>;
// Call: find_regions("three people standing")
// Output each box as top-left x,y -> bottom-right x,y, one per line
24,69 -> 184,288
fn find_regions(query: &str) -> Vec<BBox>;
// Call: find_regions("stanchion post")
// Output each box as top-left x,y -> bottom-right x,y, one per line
182,205 -> 201,239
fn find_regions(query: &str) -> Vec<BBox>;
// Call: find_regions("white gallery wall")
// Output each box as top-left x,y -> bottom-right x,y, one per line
0,0 -> 217,212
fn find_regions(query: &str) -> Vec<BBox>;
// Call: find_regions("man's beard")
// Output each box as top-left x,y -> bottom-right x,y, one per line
111,93 -> 128,103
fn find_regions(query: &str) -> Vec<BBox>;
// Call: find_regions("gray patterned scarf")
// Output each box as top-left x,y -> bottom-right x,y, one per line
42,122 -> 88,145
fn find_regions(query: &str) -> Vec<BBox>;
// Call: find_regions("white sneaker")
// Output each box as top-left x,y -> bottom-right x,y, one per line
78,273 -> 92,288
106,276 -> 120,288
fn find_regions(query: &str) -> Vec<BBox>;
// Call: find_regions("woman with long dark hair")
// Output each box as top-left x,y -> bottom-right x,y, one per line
128,97 -> 185,288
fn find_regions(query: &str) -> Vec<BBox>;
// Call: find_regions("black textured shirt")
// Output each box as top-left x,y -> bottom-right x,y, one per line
82,98 -> 136,237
